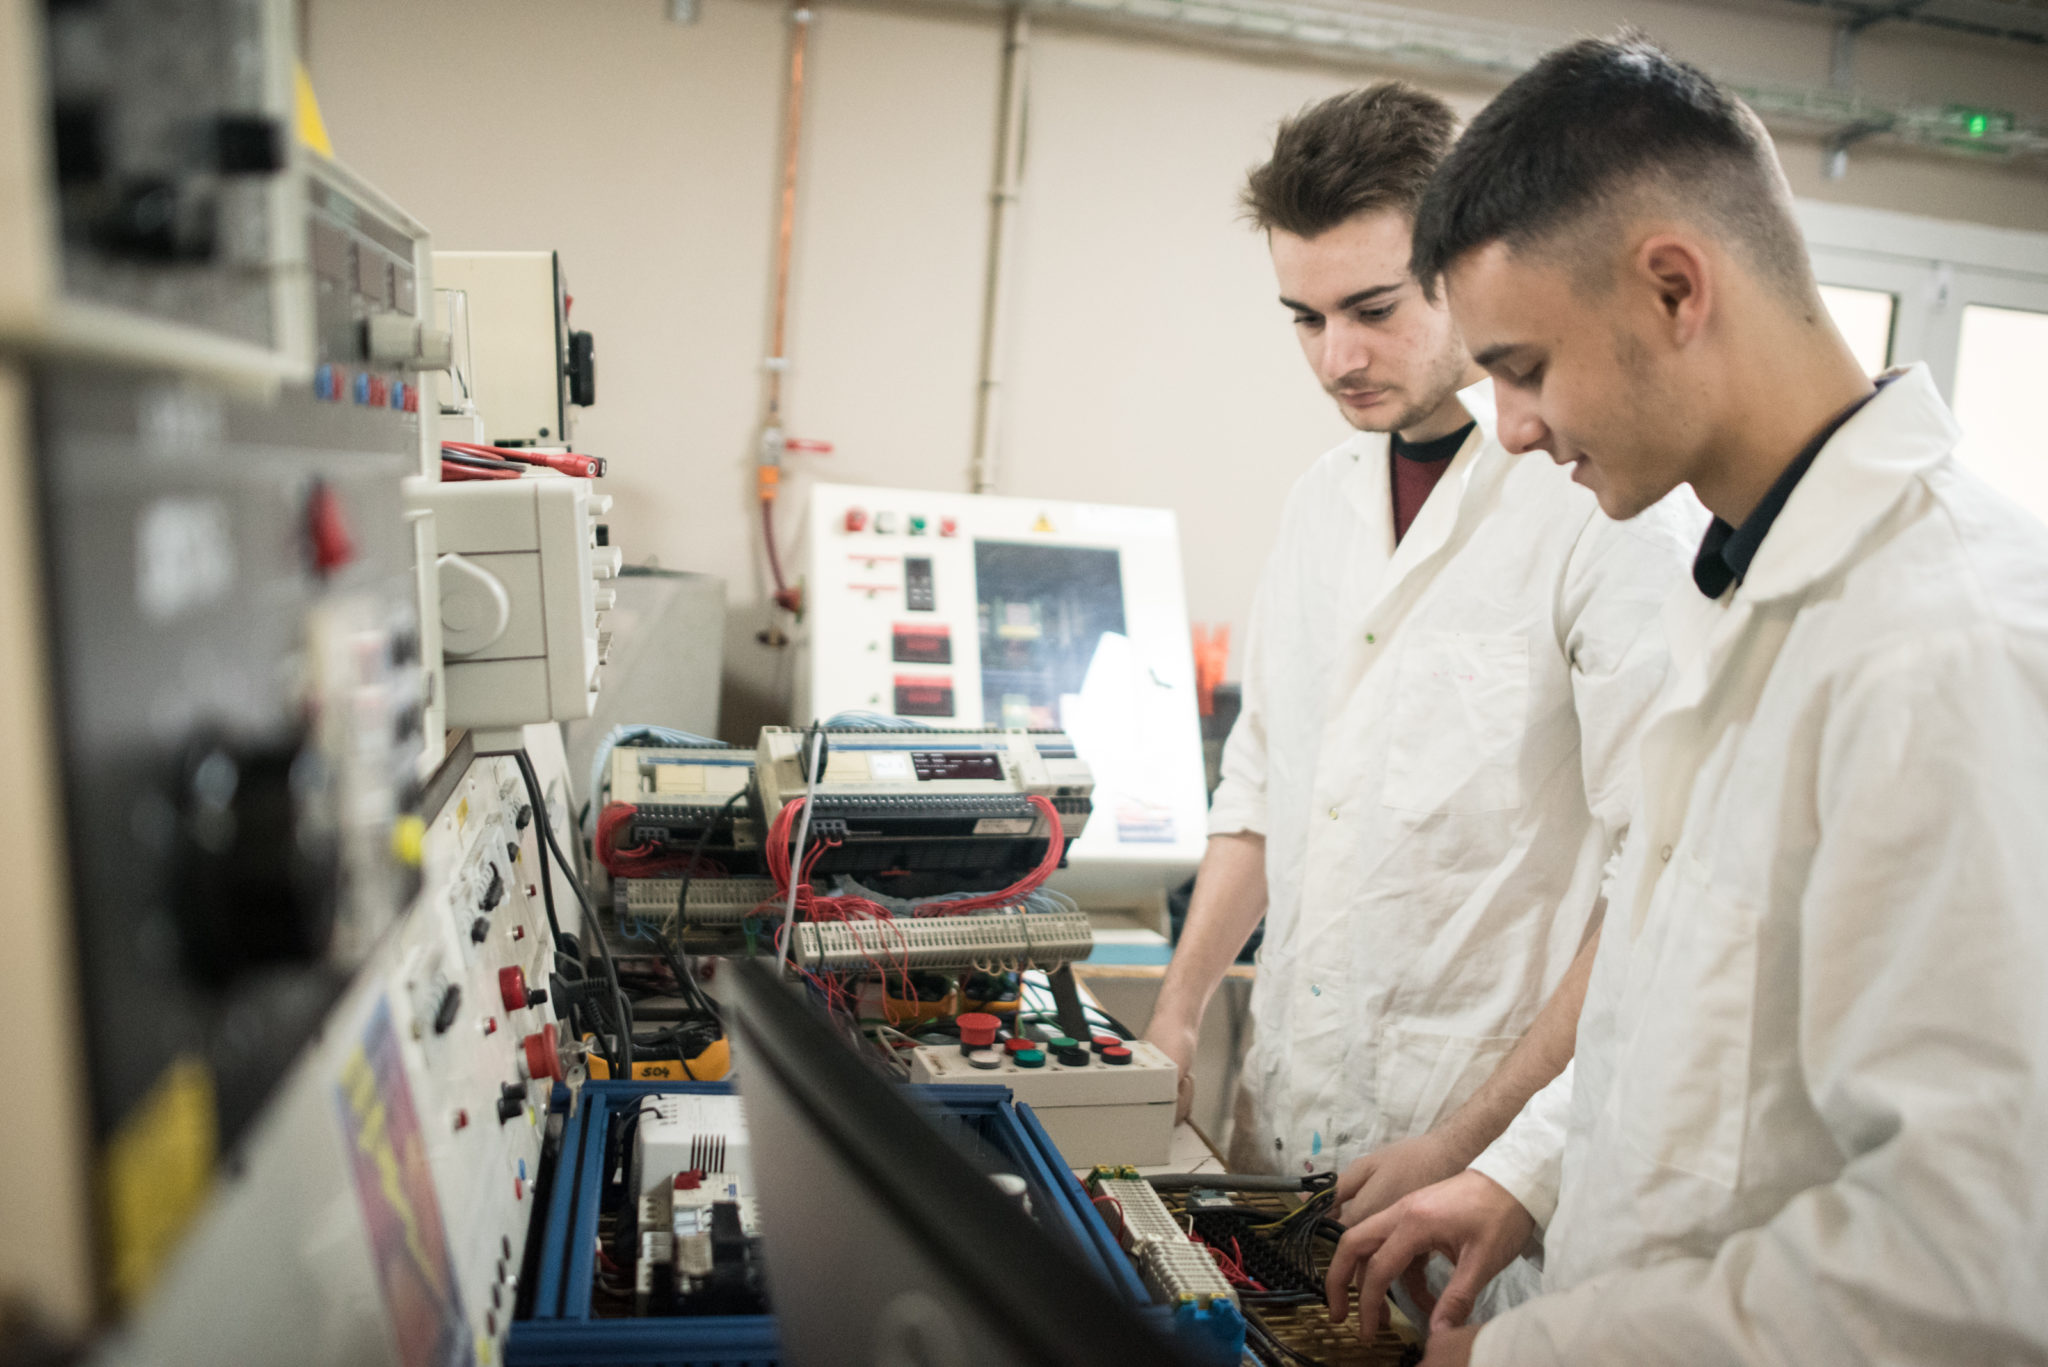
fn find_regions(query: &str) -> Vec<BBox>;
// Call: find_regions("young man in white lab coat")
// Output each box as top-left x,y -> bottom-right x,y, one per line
1326,36 -> 2048,1366
1144,84 -> 1702,1181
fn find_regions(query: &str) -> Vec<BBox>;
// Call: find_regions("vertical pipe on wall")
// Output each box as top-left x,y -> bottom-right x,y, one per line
758,6 -> 813,624
969,6 -> 1029,496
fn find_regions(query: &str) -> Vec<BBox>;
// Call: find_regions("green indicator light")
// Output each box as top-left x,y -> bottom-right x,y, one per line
1969,114 -> 1989,138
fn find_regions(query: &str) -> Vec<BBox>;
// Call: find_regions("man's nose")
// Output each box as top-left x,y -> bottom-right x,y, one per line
1496,390 -> 1551,455
1321,316 -> 1372,387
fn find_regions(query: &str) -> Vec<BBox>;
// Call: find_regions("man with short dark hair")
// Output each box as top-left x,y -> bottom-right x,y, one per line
1326,35 -> 2048,1366
1144,82 -> 1701,1194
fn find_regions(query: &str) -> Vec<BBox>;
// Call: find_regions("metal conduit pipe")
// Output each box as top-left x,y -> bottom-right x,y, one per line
971,6 -> 1032,496
853,0 -> 2047,169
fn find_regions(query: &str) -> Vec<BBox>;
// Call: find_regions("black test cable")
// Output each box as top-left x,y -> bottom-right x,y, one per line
516,749 -> 633,1076
668,788 -> 748,1021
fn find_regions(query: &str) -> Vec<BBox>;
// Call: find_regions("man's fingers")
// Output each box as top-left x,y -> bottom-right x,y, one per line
1173,1071 -> 1194,1125
1323,1223 -> 1383,1323
1353,1228 -> 1429,1343
1429,1253 -> 1491,1331
1400,1260 -> 1437,1323
1335,1155 -> 1376,1205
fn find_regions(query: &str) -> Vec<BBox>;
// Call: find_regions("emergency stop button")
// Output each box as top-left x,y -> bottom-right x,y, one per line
522,1024 -> 563,1081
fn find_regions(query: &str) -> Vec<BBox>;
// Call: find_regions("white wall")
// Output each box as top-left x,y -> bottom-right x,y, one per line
307,0 -> 2048,738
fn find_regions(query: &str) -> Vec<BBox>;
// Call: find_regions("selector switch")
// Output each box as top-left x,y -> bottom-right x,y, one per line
432,983 -> 463,1035
470,917 -> 490,944
496,1083 -> 527,1124
481,864 -> 506,910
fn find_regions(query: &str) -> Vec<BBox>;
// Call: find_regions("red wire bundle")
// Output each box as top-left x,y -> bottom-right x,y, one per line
763,793 -> 1064,916
593,802 -> 729,879
758,794 -> 1063,1021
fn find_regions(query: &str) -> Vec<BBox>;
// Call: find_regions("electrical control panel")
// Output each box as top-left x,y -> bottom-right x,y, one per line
791,906 -> 1094,972
0,0 -> 307,379
796,483 -> 1207,910
94,744 -> 574,1367
909,1036 -> 1177,1165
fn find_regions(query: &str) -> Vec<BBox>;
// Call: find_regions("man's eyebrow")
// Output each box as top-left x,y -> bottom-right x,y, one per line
1337,283 -> 1402,311
1277,282 -> 1405,314
1473,342 -> 1528,370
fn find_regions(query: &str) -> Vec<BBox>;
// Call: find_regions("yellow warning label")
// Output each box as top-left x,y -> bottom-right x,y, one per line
101,1056 -> 217,1308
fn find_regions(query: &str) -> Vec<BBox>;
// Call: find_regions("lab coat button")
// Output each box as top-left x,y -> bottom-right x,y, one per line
1328,807 -> 1340,820
1309,983 -> 1322,997
1659,844 -> 1673,862
1365,633 -> 1376,644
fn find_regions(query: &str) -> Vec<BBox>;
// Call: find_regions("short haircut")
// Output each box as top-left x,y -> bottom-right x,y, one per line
1242,83 -> 1458,240
1410,33 -> 1812,300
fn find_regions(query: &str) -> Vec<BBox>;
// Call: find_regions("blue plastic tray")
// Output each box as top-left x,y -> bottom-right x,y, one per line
507,1080 -> 1155,1367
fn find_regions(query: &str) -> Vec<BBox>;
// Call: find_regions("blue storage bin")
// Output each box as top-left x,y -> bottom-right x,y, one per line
507,1080 -> 1162,1367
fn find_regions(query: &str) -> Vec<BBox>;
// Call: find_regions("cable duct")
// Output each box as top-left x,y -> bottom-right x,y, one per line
885,0 -> 2048,169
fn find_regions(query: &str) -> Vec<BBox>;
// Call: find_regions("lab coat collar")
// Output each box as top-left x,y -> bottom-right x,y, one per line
1737,364 -> 1959,604
1336,430 -> 1396,551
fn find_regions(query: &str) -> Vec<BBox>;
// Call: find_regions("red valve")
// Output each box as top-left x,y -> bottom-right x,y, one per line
498,966 -> 530,1012
522,1024 -> 562,1081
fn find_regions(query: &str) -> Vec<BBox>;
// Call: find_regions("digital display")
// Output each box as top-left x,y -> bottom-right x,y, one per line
910,751 -> 1002,781
893,675 -> 955,717
892,623 -> 952,664
974,541 -> 1127,730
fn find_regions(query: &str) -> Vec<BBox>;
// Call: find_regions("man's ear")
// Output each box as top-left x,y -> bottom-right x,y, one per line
1635,234 -> 1711,347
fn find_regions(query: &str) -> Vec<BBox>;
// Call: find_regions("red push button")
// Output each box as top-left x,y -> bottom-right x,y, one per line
844,507 -> 869,533
957,1012 -> 1000,1048
522,1023 -> 562,1081
498,965 -> 530,1012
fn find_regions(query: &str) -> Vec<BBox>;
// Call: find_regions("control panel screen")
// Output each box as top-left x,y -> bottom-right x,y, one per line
892,623 -> 952,665
974,542 -> 1127,730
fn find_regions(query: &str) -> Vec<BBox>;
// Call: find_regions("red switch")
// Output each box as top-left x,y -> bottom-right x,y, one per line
522,1024 -> 562,1081
844,507 -> 869,533
453,1108 -> 470,1131
939,517 -> 958,537
305,480 -> 355,576
498,965 -> 530,1012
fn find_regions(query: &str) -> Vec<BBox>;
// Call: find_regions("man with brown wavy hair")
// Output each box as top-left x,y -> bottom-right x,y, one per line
1145,83 -> 1701,1223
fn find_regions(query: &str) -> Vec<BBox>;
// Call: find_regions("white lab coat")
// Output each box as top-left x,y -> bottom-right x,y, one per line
1469,365 -> 2048,1365
1210,386 -> 1705,1174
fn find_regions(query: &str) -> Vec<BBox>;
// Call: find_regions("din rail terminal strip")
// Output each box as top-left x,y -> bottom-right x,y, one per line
791,908 -> 1093,972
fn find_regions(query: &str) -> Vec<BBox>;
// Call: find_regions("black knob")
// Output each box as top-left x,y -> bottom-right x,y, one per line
496,1083 -> 526,1124
566,330 -> 596,406
524,987 -> 548,1008
433,984 -> 462,1035
471,917 -> 490,944
515,804 -> 533,830
171,734 -> 339,988
480,865 -> 506,911
208,114 -> 285,175
95,177 -> 216,262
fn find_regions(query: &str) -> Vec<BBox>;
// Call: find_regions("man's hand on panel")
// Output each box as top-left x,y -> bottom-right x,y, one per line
1325,1170 -> 1532,1341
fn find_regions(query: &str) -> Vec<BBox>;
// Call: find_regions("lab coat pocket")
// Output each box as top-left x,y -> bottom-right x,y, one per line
1372,1026 -> 1519,1148
1381,632 -> 1529,815
1617,856 -> 1757,1191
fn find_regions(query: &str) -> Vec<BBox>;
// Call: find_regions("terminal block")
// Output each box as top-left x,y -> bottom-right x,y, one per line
791,908 -> 1093,973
